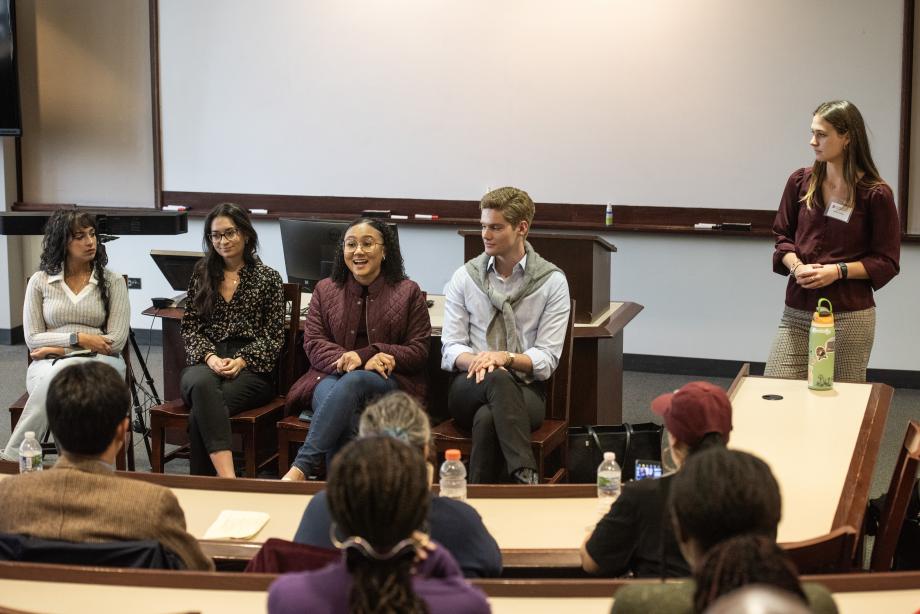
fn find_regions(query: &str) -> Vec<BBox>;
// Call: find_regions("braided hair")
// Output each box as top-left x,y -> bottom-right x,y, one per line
693,534 -> 807,613
326,437 -> 430,614
39,209 -> 111,333
191,203 -> 260,321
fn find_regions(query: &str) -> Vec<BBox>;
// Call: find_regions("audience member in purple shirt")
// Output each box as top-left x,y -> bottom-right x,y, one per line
268,436 -> 489,614
268,543 -> 489,614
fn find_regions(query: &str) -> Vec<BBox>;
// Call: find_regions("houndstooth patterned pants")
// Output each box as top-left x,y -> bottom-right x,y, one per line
764,306 -> 876,383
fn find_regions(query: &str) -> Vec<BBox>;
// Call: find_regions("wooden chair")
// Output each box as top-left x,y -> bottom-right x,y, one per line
782,525 -> 857,574
431,299 -> 576,484
9,350 -> 136,471
276,412 -> 310,476
148,283 -> 301,477
869,419 -> 920,572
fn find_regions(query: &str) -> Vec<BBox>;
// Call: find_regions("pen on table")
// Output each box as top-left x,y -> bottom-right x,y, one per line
415,214 -> 439,220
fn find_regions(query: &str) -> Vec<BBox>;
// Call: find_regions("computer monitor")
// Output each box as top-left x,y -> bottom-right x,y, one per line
280,218 -> 399,293
150,249 -> 204,292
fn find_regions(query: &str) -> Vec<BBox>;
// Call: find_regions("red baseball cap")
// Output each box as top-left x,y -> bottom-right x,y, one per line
651,381 -> 733,447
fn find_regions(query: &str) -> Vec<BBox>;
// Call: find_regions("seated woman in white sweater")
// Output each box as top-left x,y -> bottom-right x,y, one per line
1,209 -> 130,461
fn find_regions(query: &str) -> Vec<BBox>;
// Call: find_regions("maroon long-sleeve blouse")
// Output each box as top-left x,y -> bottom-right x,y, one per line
285,274 -> 430,412
772,167 -> 900,312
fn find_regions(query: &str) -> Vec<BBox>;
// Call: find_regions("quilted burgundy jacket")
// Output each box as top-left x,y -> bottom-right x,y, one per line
285,275 -> 430,412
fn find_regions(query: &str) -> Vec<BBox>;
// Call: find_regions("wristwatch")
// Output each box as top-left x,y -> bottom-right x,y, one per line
504,352 -> 516,368
69,332 -> 79,347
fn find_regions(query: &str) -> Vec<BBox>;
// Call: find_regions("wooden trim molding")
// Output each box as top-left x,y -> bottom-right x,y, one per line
159,190 -> 778,237
148,0 -> 163,209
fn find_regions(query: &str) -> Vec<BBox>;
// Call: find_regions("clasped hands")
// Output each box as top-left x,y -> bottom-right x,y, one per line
335,350 -> 396,378
793,263 -> 840,290
30,333 -> 113,360
466,350 -> 510,384
206,354 -> 247,378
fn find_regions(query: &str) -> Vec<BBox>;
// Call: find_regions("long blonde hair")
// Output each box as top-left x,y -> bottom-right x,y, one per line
801,100 -> 887,209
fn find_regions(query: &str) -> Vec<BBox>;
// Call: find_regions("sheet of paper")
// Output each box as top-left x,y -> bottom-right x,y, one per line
203,510 -> 270,540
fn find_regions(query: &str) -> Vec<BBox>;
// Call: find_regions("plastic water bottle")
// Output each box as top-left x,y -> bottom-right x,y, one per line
439,449 -> 467,501
19,431 -> 42,473
808,298 -> 835,391
597,451 -> 621,504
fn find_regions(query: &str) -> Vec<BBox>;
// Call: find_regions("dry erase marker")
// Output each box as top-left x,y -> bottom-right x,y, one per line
249,208 -> 268,215
163,205 -> 188,212
391,214 -> 409,220
694,223 -> 720,230
415,214 -> 439,220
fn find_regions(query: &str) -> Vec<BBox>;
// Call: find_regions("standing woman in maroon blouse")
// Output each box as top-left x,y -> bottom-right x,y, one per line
765,100 -> 900,382
181,203 -> 285,477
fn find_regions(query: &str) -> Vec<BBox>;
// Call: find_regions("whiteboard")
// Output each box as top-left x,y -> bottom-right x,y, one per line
158,0 -> 903,211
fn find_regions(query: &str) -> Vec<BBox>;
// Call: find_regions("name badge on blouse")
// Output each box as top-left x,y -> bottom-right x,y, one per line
825,200 -> 854,223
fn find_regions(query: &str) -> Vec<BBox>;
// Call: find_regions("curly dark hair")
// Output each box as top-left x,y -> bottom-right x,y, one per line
329,218 -> 406,286
191,203 -> 260,321
39,209 -> 111,332
693,534 -> 807,613
327,437 -> 430,614
670,447 -> 781,554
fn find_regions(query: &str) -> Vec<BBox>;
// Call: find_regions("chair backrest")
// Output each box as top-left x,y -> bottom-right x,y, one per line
277,282 -> 302,395
870,419 -> 920,571
783,525 -> 856,574
243,537 -> 339,574
0,533 -> 185,570
544,299 -> 576,423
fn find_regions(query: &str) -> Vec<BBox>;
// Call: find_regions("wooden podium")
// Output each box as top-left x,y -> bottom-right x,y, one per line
460,231 -> 640,425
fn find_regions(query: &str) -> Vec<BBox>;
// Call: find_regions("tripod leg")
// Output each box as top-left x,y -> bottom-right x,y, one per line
129,327 -> 162,405
126,327 -> 156,465
124,358 -> 151,467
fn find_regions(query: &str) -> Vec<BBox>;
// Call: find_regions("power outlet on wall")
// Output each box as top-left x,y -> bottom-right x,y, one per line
127,277 -> 142,290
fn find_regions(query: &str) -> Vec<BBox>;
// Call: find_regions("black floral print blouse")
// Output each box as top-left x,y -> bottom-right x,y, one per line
181,261 -> 285,374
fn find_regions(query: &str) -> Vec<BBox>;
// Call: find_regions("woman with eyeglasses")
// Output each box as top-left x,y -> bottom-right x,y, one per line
180,203 -> 285,477
269,436 -> 490,614
1,209 -> 129,461
282,218 -> 430,481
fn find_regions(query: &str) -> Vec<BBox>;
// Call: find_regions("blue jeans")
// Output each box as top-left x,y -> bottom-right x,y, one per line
291,370 -> 398,475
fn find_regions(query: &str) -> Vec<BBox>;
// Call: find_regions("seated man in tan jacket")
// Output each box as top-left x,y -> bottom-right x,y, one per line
0,361 -> 212,570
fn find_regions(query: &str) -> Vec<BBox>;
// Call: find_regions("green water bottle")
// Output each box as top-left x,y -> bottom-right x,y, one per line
808,298 -> 835,390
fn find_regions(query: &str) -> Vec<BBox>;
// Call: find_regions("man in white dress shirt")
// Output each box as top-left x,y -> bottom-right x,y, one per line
441,187 -> 570,484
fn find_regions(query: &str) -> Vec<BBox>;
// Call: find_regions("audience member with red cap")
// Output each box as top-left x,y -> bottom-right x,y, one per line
580,381 -> 733,578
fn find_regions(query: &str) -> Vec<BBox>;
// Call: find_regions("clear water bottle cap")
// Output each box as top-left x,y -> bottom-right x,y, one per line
445,449 -> 461,461
24,431 -> 35,440
603,451 -> 615,461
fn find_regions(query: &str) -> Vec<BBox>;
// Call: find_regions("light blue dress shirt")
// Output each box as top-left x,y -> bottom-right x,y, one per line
440,254 -> 570,382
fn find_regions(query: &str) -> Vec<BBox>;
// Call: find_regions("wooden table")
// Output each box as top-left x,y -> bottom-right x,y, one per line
1,562 -> 918,614
0,370 -> 890,575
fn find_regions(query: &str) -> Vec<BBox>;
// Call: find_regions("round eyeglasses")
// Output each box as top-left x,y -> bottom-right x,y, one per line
344,238 -> 384,253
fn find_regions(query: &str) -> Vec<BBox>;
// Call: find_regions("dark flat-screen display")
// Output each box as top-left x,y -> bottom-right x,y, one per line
280,218 -> 350,293
280,218 -> 400,293
0,0 -> 21,137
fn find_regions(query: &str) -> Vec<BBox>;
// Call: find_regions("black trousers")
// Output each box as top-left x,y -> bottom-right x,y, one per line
179,344 -> 274,476
447,369 -> 544,483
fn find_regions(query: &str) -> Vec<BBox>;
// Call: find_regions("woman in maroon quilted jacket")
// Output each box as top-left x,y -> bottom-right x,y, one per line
282,218 -> 431,480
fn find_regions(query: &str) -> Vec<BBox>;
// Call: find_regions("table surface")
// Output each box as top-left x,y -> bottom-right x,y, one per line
1,567 -> 918,614
0,374 -> 890,571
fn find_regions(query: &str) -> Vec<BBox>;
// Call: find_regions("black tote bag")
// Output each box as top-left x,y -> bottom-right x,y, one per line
567,422 -> 664,483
